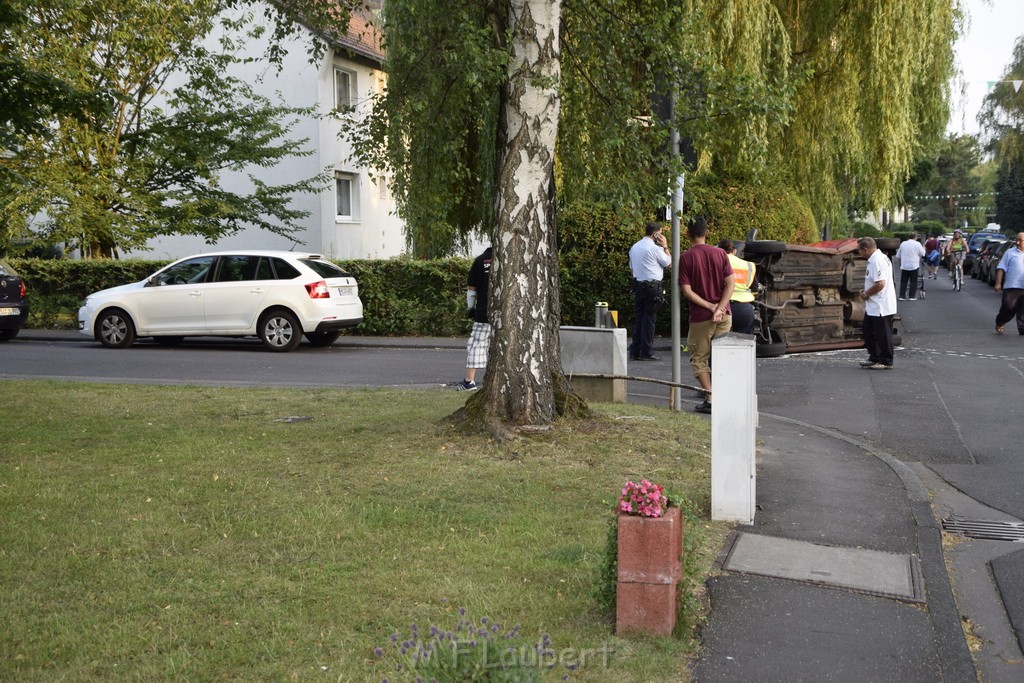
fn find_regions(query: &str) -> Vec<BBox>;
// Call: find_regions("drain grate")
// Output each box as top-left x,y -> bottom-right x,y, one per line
941,517 -> 1024,542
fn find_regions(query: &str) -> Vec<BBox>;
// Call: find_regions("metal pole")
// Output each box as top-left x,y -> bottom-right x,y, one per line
670,130 -> 683,411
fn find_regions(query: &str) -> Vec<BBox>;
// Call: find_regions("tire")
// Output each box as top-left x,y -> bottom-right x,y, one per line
756,340 -> 788,358
96,308 -> 136,348
0,327 -> 18,342
258,308 -> 302,352
876,238 -> 901,251
743,240 -> 787,256
153,336 -> 185,347
305,330 -> 341,347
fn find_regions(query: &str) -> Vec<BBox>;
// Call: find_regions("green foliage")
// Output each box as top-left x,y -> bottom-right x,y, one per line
1,0 -> 325,256
981,37 -> 1024,230
688,177 -> 818,244
903,134 -> 987,231
913,220 -> 947,237
850,221 -> 881,238
557,203 -> 638,330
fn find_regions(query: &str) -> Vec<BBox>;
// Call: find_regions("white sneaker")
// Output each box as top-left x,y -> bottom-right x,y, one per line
909,297 -> 917,301
898,297 -> 907,301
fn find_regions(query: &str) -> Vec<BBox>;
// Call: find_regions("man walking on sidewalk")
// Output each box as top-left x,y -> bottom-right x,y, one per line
857,237 -> 897,369
896,233 -> 926,300
994,232 -> 1024,335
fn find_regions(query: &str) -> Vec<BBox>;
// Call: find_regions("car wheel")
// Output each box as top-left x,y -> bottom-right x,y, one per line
96,308 -> 136,348
305,330 -> 341,347
258,309 -> 302,352
0,328 -> 18,342
756,340 -> 788,358
153,336 -> 185,347
743,240 -> 787,256
876,238 -> 901,251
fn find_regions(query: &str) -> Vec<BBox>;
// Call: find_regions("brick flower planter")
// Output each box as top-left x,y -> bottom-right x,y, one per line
615,506 -> 684,636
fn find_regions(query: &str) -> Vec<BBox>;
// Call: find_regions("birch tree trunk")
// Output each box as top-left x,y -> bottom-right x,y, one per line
478,0 -> 566,427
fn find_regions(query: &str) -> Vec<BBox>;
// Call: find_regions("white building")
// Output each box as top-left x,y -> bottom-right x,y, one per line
133,3 -> 407,261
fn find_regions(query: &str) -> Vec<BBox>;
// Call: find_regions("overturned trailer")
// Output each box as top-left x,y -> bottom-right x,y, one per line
740,237 -> 901,357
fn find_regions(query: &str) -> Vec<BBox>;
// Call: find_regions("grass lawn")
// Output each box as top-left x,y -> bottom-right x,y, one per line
0,380 -> 729,681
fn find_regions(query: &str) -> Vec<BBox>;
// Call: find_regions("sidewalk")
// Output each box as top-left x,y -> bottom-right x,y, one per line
691,414 -> 975,681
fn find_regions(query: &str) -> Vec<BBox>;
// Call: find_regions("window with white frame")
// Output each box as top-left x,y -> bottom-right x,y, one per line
334,67 -> 355,111
335,172 -> 358,221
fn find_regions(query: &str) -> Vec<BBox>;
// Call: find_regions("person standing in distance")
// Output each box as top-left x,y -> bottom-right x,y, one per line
924,233 -> 940,279
679,217 -> 734,414
896,232 -> 926,300
717,239 -> 757,334
628,222 -> 671,361
459,246 -> 493,390
994,232 -> 1024,335
857,237 -> 897,369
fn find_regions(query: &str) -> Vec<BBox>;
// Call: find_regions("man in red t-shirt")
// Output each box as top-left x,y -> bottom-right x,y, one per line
924,234 -> 940,279
679,217 -> 734,414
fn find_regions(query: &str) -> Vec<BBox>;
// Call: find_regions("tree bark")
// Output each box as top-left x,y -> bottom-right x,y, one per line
477,0 -> 566,428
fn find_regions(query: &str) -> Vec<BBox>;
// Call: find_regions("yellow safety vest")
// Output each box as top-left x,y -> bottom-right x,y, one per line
727,253 -> 756,303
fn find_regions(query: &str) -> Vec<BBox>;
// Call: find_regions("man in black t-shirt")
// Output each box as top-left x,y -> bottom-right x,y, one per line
460,246 -> 493,390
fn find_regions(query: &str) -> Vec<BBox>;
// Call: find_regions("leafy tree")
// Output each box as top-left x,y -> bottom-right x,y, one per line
0,0 -> 327,257
980,36 -> 1024,230
903,134 -> 985,229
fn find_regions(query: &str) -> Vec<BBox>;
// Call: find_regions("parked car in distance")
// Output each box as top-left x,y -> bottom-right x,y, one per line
0,260 -> 29,342
78,251 -> 363,352
987,240 -> 1015,286
965,230 -> 1002,271
972,237 -> 1007,280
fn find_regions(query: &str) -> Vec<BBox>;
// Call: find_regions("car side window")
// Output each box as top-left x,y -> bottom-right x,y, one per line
253,258 -> 275,281
213,255 -> 261,282
154,256 -> 216,286
271,258 -> 300,279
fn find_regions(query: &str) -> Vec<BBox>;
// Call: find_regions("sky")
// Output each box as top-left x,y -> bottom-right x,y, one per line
948,0 -> 1024,136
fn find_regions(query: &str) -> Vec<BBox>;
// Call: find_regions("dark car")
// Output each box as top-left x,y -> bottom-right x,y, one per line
987,240 -> 1015,286
740,237 -> 901,357
972,238 -> 1006,280
0,260 -> 29,341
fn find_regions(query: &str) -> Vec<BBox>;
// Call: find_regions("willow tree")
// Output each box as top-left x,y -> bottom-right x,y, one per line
979,36 -> 1024,230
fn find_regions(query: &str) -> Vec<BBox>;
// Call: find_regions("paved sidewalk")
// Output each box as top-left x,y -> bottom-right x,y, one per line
691,415 -> 975,682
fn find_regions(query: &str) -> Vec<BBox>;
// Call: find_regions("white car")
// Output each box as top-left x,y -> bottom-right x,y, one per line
78,250 -> 363,352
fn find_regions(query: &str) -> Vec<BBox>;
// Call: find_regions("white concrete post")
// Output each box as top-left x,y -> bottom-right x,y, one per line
710,332 -> 757,524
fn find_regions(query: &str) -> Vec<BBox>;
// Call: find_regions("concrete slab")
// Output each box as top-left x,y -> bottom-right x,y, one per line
723,532 -> 923,602
692,574 -> 939,682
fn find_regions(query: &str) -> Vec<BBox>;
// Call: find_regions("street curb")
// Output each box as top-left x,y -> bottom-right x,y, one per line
759,411 -> 976,682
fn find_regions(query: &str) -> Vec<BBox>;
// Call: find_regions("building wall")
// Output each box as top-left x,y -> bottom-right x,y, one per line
130,6 -> 406,261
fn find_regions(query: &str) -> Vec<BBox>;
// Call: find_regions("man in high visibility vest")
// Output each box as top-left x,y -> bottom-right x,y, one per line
717,239 -> 757,335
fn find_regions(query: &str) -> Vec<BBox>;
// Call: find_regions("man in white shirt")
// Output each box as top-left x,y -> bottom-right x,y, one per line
628,222 -> 672,361
857,237 -> 898,369
895,233 -> 926,300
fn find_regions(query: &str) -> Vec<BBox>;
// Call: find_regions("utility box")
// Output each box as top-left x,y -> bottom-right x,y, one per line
710,332 -> 757,524
560,326 -> 628,402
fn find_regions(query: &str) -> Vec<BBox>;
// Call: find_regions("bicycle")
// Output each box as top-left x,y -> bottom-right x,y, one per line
951,254 -> 964,292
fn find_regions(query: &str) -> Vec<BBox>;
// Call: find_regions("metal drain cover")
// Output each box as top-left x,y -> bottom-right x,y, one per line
942,517 -> 1024,542
722,532 -> 925,602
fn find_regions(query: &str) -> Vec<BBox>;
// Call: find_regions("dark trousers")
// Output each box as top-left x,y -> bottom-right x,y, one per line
899,269 -> 919,298
730,301 -> 755,335
863,314 -> 895,366
629,284 -> 660,358
996,288 -> 1024,334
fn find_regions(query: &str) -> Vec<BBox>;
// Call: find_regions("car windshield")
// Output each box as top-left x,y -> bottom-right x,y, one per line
0,261 -> 17,277
300,258 -> 351,279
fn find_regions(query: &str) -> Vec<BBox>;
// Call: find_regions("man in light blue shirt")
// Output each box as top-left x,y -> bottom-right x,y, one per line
994,232 -> 1024,335
628,222 -> 672,360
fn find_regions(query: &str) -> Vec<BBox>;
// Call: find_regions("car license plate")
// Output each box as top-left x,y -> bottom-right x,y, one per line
0,307 -> 18,316
336,286 -> 355,297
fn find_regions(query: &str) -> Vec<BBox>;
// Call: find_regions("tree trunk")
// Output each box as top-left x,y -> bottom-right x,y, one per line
477,0 -> 567,428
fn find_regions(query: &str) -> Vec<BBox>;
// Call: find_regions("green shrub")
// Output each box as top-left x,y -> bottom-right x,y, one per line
688,177 -> 819,244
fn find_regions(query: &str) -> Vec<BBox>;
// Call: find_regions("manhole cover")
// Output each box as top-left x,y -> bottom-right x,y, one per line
722,532 -> 924,602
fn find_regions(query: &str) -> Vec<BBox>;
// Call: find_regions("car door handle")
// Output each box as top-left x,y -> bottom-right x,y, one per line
250,288 -> 265,294
189,290 -> 202,297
